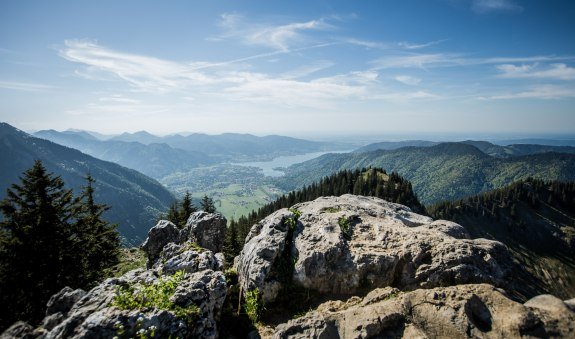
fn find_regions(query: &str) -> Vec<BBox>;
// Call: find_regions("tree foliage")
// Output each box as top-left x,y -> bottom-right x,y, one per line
164,191 -> 197,228
0,160 -> 121,329
200,195 -> 216,213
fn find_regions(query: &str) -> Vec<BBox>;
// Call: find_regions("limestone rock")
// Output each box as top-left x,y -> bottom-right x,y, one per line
273,284 -> 575,338
142,213 -> 228,268
0,322 -> 34,339
184,211 -> 227,253
24,269 -> 227,339
45,287 -> 86,317
141,220 -> 181,266
237,195 -> 513,303
152,242 -> 223,275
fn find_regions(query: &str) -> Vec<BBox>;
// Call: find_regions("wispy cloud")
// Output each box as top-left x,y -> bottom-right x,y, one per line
496,63 -> 575,81
395,75 -> 421,85
215,13 -> 333,51
372,53 -> 575,70
482,85 -> 575,100
0,80 -> 54,92
398,39 -> 448,50
280,60 -> 335,79
471,0 -> 523,13
60,39 -> 215,93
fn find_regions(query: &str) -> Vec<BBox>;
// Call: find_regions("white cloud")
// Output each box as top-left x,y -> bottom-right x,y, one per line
398,39 -> 448,50
372,53 -> 460,69
471,0 -> 523,13
60,39 -> 215,93
216,13 -> 332,51
482,85 -> 575,100
280,60 -> 335,79
0,81 -> 54,92
372,54 -> 575,70
496,63 -> 575,81
395,75 -> 421,85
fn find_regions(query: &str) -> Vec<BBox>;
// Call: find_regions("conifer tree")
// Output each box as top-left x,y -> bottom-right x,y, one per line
0,161 -> 121,329
200,195 -> 216,213
179,191 -> 197,224
0,160 -> 77,328
74,175 -> 120,286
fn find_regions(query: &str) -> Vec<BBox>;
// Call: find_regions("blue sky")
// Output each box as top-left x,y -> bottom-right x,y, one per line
1,0 -> 574,137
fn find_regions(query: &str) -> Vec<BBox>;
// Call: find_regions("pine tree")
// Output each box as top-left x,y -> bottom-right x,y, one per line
74,175 -> 121,286
0,162 -> 121,329
200,195 -> 216,213
179,191 -> 197,225
0,160 -> 77,329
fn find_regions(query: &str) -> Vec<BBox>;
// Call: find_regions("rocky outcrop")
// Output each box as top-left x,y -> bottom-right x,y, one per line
142,212 -> 227,268
273,284 -> 575,338
183,212 -> 227,253
3,213 -> 229,339
236,195 -> 513,304
28,269 -> 227,339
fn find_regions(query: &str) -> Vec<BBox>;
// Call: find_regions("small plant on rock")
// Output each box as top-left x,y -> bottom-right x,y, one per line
112,270 -> 199,328
338,216 -> 351,240
244,288 -> 262,324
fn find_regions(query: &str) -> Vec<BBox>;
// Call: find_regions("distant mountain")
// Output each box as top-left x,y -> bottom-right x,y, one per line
356,139 -> 575,158
278,142 -> 575,204
494,138 -> 575,147
1,123 -> 175,245
111,131 -> 348,161
461,140 -> 575,158
354,140 -> 438,152
34,130 -> 213,179
429,179 -> 575,299
110,130 -> 163,144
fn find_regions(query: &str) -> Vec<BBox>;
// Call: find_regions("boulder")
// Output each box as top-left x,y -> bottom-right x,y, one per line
142,213 -> 228,268
24,269 -> 227,339
184,212 -> 227,253
152,242 -> 224,275
141,220 -> 181,266
236,195 -> 513,303
45,287 -> 86,317
273,284 -> 575,338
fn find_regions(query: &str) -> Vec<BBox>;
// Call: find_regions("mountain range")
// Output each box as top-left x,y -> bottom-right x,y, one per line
280,142 -> 575,204
33,130 -> 348,179
0,123 -> 174,245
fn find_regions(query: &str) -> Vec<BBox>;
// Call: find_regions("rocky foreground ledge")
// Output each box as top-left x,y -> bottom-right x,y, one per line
3,195 -> 574,338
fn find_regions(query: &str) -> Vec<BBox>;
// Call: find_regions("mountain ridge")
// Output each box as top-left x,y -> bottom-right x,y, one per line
1,122 -> 175,245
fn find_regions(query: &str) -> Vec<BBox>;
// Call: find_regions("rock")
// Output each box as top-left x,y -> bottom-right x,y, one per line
184,211 -> 227,253
30,269 -> 227,339
273,284 -> 575,338
141,220 -> 181,266
237,195 -> 514,304
45,287 -> 86,317
142,213 -> 228,268
152,242 -> 223,275
0,321 -> 34,339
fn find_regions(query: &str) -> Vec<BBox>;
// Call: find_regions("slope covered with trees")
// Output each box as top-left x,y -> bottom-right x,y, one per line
0,123 -> 174,245
428,178 -> 575,299
279,143 -> 575,204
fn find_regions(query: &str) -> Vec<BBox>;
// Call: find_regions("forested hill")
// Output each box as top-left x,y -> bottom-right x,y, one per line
0,122 -> 174,245
225,168 -> 424,261
278,142 -> 575,204
429,179 -> 575,299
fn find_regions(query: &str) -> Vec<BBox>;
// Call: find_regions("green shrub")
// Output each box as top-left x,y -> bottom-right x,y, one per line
321,206 -> 341,213
338,217 -> 351,240
113,271 -> 199,325
244,288 -> 261,323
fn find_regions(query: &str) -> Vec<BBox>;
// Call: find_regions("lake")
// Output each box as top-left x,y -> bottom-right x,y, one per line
233,150 -> 350,177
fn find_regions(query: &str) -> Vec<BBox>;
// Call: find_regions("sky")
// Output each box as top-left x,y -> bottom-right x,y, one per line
1,0 -> 574,138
